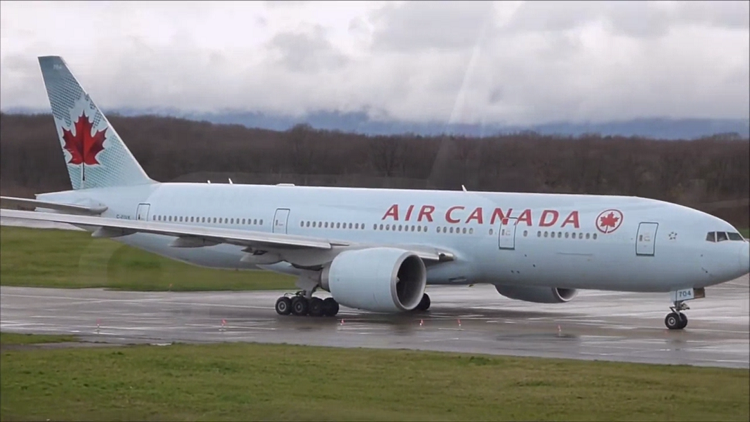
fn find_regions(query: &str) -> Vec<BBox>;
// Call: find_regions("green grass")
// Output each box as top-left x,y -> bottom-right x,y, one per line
740,228 -> 749,238
0,332 -> 78,345
1,341 -> 747,421
0,226 -> 295,291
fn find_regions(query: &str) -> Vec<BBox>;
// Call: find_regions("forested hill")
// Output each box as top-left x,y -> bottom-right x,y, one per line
1,112 -> 747,226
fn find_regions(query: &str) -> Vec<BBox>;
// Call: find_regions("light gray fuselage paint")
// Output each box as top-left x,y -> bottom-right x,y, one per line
37,182 -> 749,293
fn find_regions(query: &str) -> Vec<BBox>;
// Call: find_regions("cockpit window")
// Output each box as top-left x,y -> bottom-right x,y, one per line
707,231 -> 745,242
728,232 -> 744,241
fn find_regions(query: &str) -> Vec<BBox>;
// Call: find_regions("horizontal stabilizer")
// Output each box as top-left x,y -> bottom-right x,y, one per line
0,196 -> 107,215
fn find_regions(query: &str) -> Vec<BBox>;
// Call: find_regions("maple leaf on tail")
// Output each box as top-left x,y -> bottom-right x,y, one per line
62,111 -> 107,181
599,212 -> 620,229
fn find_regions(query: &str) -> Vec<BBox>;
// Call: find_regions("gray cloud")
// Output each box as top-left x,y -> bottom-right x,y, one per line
0,1 -> 747,126
267,25 -> 349,73
369,1 -> 496,52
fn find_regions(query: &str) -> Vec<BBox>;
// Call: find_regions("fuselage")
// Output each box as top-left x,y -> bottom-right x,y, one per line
38,182 -> 750,293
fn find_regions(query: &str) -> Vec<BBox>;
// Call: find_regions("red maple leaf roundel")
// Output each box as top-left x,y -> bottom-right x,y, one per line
62,112 -> 107,166
595,209 -> 623,234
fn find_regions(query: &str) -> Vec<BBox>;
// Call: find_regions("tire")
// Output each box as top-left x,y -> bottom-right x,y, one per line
291,297 -> 309,316
665,312 -> 683,330
322,297 -> 339,317
678,313 -> 688,329
416,293 -> 431,311
275,297 -> 292,316
309,297 -> 324,317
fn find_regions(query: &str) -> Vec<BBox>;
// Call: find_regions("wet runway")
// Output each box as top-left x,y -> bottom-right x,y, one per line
1,276 -> 748,369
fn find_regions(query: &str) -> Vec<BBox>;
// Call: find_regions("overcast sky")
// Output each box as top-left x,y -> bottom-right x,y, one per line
1,1 -> 748,125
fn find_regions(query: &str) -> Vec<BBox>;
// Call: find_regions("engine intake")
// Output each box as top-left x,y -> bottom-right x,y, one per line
320,247 -> 427,313
494,285 -> 577,304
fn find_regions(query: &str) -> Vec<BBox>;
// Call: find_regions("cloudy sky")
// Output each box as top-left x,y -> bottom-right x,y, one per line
1,1 -> 748,125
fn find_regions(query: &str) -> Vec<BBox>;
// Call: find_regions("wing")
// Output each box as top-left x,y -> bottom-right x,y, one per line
1,196 -> 107,215
0,209 -> 455,263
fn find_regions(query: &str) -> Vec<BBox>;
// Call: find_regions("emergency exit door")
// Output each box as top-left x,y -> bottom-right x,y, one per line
636,222 -> 659,256
273,208 -> 290,234
498,218 -> 517,250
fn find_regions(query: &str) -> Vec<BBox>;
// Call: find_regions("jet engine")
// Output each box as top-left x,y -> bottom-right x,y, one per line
320,247 -> 427,313
494,285 -> 577,304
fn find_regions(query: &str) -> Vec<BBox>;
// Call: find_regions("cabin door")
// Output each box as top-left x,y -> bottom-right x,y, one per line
498,217 -> 518,250
636,222 -> 659,256
273,208 -> 291,234
136,203 -> 151,221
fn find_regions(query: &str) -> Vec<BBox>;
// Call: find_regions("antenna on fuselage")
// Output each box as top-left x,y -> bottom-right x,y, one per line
228,178 -> 233,184
207,180 -> 211,184
462,185 -> 468,192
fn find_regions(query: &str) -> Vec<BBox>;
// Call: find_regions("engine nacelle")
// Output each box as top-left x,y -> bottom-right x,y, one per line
320,247 -> 427,313
494,285 -> 578,304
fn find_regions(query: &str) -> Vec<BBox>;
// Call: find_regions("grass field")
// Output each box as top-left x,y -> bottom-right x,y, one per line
1,338 -> 747,422
0,332 -> 78,345
741,228 -> 749,238
0,226 -> 295,291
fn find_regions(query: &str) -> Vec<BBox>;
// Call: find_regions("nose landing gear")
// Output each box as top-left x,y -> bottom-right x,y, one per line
665,300 -> 690,330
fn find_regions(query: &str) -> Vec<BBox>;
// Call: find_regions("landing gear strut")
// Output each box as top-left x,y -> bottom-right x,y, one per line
275,292 -> 339,317
665,300 -> 689,330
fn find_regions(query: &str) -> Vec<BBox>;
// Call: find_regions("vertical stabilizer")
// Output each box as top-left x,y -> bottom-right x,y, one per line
38,56 -> 155,190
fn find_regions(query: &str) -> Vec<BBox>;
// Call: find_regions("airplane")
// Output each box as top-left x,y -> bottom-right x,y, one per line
1,56 -> 748,331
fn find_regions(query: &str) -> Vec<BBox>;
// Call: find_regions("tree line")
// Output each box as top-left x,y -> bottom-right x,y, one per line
1,112 -> 748,227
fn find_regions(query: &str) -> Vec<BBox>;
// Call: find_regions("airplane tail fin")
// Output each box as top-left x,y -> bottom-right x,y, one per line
38,56 -> 156,190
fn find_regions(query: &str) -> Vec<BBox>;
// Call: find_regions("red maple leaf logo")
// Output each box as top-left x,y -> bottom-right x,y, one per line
600,212 -> 619,228
596,209 -> 623,233
62,112 -> 106,166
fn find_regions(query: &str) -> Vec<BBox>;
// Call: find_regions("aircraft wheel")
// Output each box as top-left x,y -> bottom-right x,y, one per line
275,297 -> 292,316
291,296 -> 309,316
678,313 -> 688,329
416,293 -> 431,311
309,297 -> 324,317
665,312 -> 685,330
322,297 -> 339,317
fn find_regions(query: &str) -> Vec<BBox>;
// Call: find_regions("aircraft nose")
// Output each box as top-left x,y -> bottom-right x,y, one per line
740,243 -> 750,275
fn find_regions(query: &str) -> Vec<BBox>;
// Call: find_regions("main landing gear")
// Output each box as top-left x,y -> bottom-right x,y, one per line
275,293 -> 340,317
665,300 -> 689,330
415,293 -> 431,312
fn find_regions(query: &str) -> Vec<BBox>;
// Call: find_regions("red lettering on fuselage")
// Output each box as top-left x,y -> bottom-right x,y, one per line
381,204 -> 582,228
405,205 -> 415,221
418,205 -> 435,222
561,211 -> 580,228
445,206 -> 465,223
539,210 -> 559,227
490,208 -> 513,225
382,204 -> 399,221
465,207 -> 483,224
517,209 -> 532,226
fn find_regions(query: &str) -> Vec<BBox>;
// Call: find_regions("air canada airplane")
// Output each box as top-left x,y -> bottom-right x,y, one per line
2,56 -> 749,331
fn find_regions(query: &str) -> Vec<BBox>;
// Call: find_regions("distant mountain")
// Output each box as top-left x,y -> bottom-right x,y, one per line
5,106 -> 749,140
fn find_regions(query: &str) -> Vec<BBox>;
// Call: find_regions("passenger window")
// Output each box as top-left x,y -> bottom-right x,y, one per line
717,232 -> 729,242
586,233 -> 590,239
523,230 -> 528,237
260,220 -> 263,225
537,231 -> 541,237
462,228 -> 467,234
469,228 -> 473,234
592,233 -> 597,240
579,233 -> 583,239
728,232 -> 743,241
489,229 -> 494,235
379,224 -> 384,230
544,231 -> 548,238
565,232 -> 569,238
